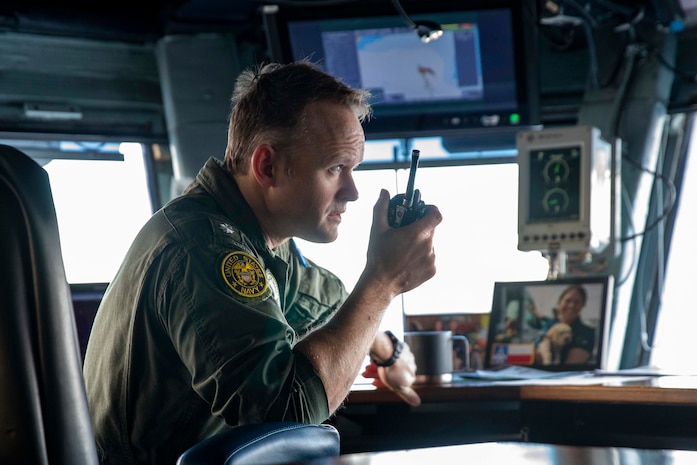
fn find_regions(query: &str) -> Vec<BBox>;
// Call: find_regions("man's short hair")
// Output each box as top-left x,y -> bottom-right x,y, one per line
224,59 -> 372,174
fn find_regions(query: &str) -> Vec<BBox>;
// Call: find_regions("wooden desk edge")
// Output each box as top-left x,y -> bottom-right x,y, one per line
346,383 -> 522,404
347,378 -> 697,406
521,384 -> 697,405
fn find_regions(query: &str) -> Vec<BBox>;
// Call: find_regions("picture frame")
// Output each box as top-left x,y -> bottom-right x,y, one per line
484,276 -> 614,371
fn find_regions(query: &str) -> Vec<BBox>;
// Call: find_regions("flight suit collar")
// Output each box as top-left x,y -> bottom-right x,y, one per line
188,158 -> 295,306
188,157 -> 270,254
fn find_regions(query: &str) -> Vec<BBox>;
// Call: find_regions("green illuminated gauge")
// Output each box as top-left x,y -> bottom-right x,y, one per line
542,156 -> 570,184
542,187 -> 570,214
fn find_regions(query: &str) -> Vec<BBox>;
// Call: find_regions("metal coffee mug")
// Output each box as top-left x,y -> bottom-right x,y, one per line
404,330 -> 470,383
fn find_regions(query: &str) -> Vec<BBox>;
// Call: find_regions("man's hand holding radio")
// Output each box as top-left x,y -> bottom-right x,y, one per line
363,149 -> 442,299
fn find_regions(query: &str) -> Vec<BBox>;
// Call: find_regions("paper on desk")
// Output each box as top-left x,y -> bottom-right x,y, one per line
456,365 -> 589,381
499,374 -> 659,386
457,366 -> 659,385
594,365 -> 697,376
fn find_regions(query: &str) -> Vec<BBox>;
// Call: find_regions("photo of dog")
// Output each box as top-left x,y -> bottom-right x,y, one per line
536,322 -> 573,365
486,278 -> 611,370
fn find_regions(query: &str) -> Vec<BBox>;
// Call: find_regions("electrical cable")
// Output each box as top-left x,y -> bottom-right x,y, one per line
613,6 -> 644,33
649,134 -> 667,352
389,0 -> 416,29
546,0 -> 601,88
389,0 -> 443,43
636,123 -> 670,352
559,0 -> 599,27
655,51 -> 697,83
540,0 -> 649,90
640,115 -> 690,354
619,155 -> 677,242
615,184 -> 637,287
608,41 -> 643,138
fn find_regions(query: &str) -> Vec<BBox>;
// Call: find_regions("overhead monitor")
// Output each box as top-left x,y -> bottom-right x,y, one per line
262,0 -> 540,143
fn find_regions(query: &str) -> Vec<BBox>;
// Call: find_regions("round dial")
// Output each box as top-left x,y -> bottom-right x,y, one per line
542,187 -> 570,214
542,157 -> 570,184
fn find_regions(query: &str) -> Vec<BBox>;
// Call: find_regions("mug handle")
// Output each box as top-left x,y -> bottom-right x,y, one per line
452,335 -> 471,371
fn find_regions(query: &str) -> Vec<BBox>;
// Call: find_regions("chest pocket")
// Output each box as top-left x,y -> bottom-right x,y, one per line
285,264 -> 348,338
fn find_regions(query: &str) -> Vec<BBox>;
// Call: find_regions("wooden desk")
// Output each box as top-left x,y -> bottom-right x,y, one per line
334,375 -> 697,454
348,375 -> 697,405
337,381 -> 524,453
299,442 -> 697,465
346,380 -> 521,404
517,376 -> 697,450
521,375 -> 697,404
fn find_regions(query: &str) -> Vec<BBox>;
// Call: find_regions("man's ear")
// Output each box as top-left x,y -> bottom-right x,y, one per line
250,144 -> 276,188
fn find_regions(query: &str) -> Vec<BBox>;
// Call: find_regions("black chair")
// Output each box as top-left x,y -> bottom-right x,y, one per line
0,144 -> 341,465
0,144 -> 99,464
177,422 -> 341,465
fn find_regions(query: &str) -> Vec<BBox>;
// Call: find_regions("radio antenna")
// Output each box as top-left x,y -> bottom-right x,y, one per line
404,149 -> 420,208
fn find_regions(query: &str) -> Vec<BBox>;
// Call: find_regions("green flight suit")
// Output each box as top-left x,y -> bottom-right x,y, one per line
83,157 -> 347,465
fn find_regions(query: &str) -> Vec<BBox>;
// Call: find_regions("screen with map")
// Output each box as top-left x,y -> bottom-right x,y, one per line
263,0 -> 539,140
307,19 -> 484,106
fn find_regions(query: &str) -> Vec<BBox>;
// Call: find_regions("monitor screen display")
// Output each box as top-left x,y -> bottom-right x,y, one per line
263,0 -> 540,141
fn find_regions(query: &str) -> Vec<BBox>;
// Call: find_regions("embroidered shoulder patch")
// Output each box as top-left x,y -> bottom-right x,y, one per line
221,251 -> 268,298
219,223 -> 237,236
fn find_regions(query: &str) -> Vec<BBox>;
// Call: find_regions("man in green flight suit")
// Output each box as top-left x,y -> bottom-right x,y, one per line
83,59 -> 442,465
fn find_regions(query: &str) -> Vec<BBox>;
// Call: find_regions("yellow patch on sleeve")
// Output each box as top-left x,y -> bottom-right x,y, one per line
221,251 -> 268,298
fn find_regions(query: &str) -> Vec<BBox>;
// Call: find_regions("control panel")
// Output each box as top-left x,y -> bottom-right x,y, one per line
517,125 -> 618,255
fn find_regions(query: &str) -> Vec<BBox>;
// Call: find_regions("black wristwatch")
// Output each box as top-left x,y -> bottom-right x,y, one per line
371,330 -> 404,367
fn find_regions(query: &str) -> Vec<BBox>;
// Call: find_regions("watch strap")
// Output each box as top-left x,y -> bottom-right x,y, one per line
371,330 -> 404,367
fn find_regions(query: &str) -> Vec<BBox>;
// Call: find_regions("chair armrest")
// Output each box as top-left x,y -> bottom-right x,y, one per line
177,422 -> 340,465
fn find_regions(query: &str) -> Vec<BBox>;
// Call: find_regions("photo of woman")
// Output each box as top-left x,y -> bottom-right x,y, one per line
486,277 -> 612,370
